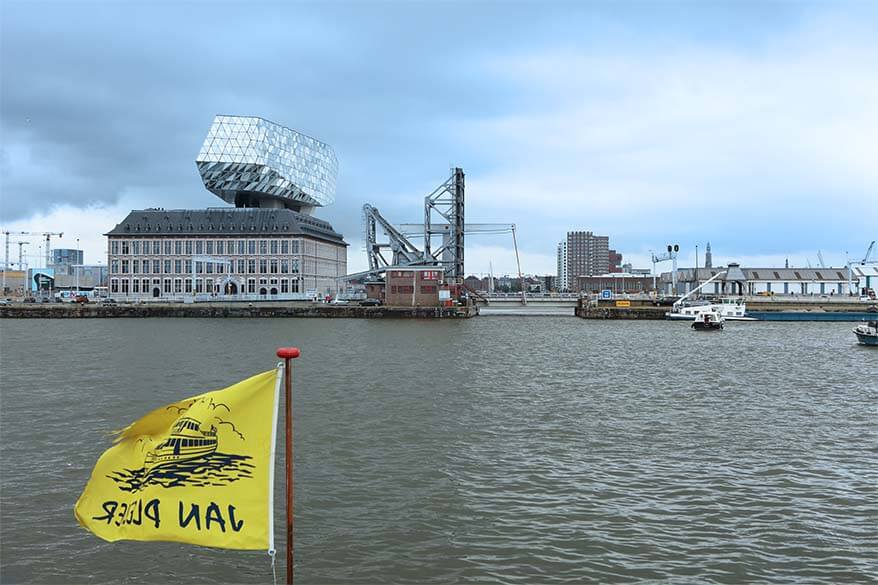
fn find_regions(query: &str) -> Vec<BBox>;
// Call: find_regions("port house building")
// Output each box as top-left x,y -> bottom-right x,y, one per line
105,208 -> 346,301
660,266 -> 857,296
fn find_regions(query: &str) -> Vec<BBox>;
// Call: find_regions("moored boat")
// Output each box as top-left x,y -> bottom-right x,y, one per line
853,320 -> 878,346
691,310 -> 724,330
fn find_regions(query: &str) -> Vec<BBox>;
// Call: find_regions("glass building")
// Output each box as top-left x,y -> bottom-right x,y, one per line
107,115 -> 347,300
196,115 -> 338,213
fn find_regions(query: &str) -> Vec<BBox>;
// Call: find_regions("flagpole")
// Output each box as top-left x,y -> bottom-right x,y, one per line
276,347 -> 300,585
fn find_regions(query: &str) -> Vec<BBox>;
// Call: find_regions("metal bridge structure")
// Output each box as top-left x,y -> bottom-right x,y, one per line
351,168 -> 526,301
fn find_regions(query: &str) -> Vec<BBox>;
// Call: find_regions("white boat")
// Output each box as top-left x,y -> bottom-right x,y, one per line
667,297 -> 756,321
665,269 -> 757,321
853,320 -> 878,346
691,309 -> 724,330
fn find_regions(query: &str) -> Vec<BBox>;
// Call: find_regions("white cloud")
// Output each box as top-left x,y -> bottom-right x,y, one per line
457,19 -> 878,256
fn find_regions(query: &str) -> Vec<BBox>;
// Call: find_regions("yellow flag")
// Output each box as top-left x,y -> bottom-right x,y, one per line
74,368 -> 281,550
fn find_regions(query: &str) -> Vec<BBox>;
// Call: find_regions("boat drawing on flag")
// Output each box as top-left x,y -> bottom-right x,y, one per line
144,417 -> 218,471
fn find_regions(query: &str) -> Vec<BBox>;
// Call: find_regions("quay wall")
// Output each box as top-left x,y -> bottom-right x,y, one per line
577,299 -> 877,320
0,302 -> 478,319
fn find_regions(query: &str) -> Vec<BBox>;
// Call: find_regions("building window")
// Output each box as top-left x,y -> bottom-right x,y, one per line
163,279 -> 171,293
248,240 -> 256,254
142,278 -> 149,292
174,279 -> 182,293
159,241 -> 167,255
111,241 -> 119,255
281,241 -> 289,254
205,241 -> 214,255
121,279 -> 129,294
270,259 -> 278,274
121,241 -> 130,255
185,260 -> 192,273
248,259 -> 256,274
195,261 -> 203,274
237,259 -> 245,274
185,279 -> 192,293
185,241 -> 192,254
111,260 -> 119,274
196,241 -> 204,254
153,260 -> 160,274
291,259 -> 299,274
281,259 -> 289,273
195,279 -> 203,293
206,262 -> 214,274
121,260 -> 129,274
175,260 -> 182,274
132,260 -> 139,274
291,279 -> 299,293
784,282 -> 789,294
259,259 -> 267,273
111,279 -> 119,293
216,240 -> 224,255
247,279 -> 256,293
164,260 -> 171,274
270,240 -> 278,254
237,240 -> 245,255
133,279 -> 140,294
281,279 -> 289,293
421,285 -> 437,294
290,240 -> 299,254
132,241 -> 141,255
259,240 -> 267,254
175,241 -> 182,255
217,263 -> 224,274
398,285 -> 414,294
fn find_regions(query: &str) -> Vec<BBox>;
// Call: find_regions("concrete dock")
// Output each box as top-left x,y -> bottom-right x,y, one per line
0,301 -> 479,319
576,298 -> 878,320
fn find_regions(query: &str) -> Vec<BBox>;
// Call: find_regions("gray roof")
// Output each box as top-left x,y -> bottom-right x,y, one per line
669,267 -> 851,282
105,208 -> 346,245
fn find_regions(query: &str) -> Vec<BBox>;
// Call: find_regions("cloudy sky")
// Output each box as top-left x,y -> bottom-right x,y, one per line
2,1 -> 876,275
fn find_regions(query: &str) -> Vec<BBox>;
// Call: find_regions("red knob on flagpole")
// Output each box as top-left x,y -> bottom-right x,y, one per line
276,347 -> 301,359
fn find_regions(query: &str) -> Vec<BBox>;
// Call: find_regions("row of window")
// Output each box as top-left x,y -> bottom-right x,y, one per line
110,277 -> 302,295
110,239 -> 301,256
110,258 -> 301,275
389,285 -> 438,294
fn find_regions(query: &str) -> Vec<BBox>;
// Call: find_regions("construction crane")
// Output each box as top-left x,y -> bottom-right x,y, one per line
17,242 -> 28,271
817,250 -> 826,269
2,230 -> 63,293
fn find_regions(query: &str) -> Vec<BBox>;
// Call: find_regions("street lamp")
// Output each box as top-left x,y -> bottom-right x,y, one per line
75,238 -> 80,295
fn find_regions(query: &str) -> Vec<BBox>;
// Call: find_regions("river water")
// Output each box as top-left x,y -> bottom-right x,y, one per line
1,317 -> 875,584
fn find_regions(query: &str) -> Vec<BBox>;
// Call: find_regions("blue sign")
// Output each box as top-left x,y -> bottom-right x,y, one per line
601,289 -> 612,299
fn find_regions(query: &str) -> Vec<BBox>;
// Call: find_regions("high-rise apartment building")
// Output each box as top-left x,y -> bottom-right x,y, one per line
556,241 -> 568,292
564,231 -> 609,291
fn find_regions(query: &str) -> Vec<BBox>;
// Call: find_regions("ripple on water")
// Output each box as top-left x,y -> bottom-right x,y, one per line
0,318 -> 875,584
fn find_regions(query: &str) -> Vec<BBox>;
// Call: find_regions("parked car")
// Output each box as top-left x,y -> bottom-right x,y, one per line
100,298 -> 117,304
0,299 -> 10,305
330,298 -> 350,305
359,298 -> 382,306
23,297 -> 36,303
74,295 -> 90,304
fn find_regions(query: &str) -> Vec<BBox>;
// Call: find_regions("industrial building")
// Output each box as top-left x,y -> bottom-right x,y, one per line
658,264 -> 874,297
106,115 -> 347,301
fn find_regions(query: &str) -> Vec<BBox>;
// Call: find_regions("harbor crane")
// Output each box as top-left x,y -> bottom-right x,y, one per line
2,230 -> 63,293
846,240 -> 877,294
